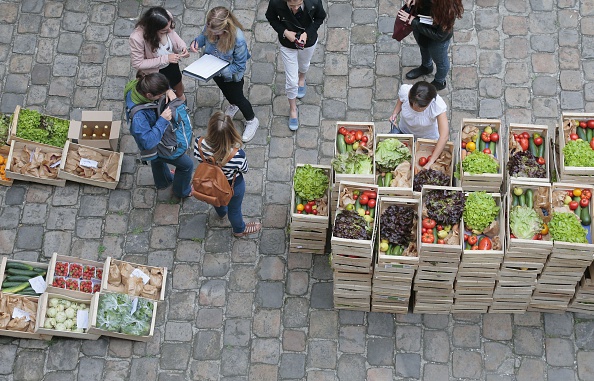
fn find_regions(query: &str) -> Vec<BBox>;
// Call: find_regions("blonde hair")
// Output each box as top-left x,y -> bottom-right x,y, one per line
206,7 -> 244,53
205,111 -> 243,164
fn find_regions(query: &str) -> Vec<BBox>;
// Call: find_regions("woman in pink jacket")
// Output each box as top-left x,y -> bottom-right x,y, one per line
129,7 -> 190,101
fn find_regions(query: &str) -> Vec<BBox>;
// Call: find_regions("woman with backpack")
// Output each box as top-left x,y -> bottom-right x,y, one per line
124,72 -> 193,199
189,7 -> 259,143
129,7 -> 190,101
193,111 -> 261,238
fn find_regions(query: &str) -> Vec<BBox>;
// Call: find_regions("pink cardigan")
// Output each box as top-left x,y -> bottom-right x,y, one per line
129,27 -> 187,73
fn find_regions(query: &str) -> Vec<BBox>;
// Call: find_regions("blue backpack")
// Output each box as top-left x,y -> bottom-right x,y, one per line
128,96 -> 193,161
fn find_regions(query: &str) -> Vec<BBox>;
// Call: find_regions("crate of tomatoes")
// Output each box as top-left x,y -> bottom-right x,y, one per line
332,122 -> 375,185
506,123 -> 549,183
558,113 -> 594,181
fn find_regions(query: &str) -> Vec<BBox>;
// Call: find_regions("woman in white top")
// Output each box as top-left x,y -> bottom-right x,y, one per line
389,81 -> 449,169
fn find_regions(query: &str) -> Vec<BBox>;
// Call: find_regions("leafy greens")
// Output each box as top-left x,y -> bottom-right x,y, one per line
96,293 -> 154,336
463,191 -> 499,232
16,108 -> 69,147
333,210 -> 372,240
563,140 -> 594,167
413,169 -> 450,192
293,165 -> 329,201
462,151 -> 499,175
507,150 -> 547,178
549,212 -> 588,243
509,205 -> 542,240
424,189 -> 465,226
374,138 -> 411,172
332,152 -> 373,175
380,205 -> 416,246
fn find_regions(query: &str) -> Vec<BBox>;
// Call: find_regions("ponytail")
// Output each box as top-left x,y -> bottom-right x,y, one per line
135,71 -> 170,98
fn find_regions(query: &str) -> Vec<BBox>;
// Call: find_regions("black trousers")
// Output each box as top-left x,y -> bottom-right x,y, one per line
213,77 -> 255,121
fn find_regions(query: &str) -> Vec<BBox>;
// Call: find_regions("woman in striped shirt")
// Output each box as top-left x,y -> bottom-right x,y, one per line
193,111 -> 261,237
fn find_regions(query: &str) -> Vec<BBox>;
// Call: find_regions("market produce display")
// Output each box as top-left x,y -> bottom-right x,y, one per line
42,297 -> 90,333
462,192 -> 502,251
63,145 -> 120,183
52,260 -> 102,293
379,205 -> 417,256
293,164 -> 329,216
95,293 -> 154,337
1,261 -> 46,296
106,260 -> 164,300
333,187 -> 377,240
509,185 -> 551,241
10,145 -> 62,180
421,189 -> 465,245
0,293 -> 38,333
460,123 -> 500,170
562,118 -> 594,167
508,131 -> 547,178
550,187 -> 592,243
14,108 -> 69,147
333,126 -> 374,175
374,138 -> 412,188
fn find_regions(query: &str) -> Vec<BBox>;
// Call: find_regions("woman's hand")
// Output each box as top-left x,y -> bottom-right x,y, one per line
389,113 -> 399,124
160,107 -> 172,121
168,53 -> 180,63
189,40 -> 199,53
166,89 -> 177,102
283,30 -> 298,42
298,32 -> 307,44
179,47 -> 190,58
397,9 -> 414,25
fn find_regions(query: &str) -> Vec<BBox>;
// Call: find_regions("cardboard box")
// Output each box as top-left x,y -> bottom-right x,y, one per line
5,139 -> 66,187
101,257 -> 166,301
0,292 -> 52,340
34,292 -> 100,340
68,111 -> 121,151
58,141 -> 123,190
45,253 -> 105,300
0,256 -> 48,297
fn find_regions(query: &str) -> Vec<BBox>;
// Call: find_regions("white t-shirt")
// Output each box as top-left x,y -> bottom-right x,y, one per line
397,84 -> 447,140
156,35 -> 173,57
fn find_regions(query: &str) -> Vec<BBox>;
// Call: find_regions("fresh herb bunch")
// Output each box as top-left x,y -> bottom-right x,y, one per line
463,191 -> 499,232
424,189 -> 466,226
549,212 -> 588,243
380,205 -> 416,246
16,109 -> 69,147
333,209 -> 372,240
413,169 -> 450,192
374,138 -> 411,172
293,164 -> 329,201
0,114 -> 9,145
563,140 -> 594,167
507,150 -> 546,178
462,151 -> 499,174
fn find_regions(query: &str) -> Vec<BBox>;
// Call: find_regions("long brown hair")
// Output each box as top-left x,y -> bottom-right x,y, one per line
205,7 -> 244,53
135,71 -> 170,98
431,0 -> 464,32
136,7 -> 174,52
205,111 -> 243,164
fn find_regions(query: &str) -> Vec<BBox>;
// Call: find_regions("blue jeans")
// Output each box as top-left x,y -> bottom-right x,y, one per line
214,175 -> 246,234
413,30 -> 451,84
389,121 -> 403,134
151,153 -> 194,198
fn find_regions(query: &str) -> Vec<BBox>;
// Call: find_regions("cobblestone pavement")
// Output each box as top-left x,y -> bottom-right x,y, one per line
0,0 -> 594,380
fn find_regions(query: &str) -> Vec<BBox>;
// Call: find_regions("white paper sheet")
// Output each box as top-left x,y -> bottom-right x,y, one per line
182,54 -> 230,81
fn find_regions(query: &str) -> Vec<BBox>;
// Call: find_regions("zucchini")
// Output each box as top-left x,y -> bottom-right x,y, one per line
394,246 -> 403,256
519,193 -> 526,206
2,281 -> 31,293
525,189 -> 534,209
478,138 -> 485,152
582,206 -> 592,226
355,199 -> 362,210
577,127 -> 588,141
489,141 -> 496,154
369,206 -> 375,218
346,144 -> 353,152
588,128 -> 594,143
18,289 -> 39,296
377,175 -> 384,187
5,262 -> 34,271
1,281 -> 26,288
537,141 -> 545,158
512,194 -> 519,207
336,134 -> 347,154
295,195 -> 302,210
529,137 -> 538,156
432,228 -> 438,244
4,275 -> 35,282
5,268 -> 45,277
384,173 -> 393,187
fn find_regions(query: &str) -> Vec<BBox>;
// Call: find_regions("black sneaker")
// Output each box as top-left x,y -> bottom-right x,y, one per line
405,65 -> 433,80
431,79 -> 447,91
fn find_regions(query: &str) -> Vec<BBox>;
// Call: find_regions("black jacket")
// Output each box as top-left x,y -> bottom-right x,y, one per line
411,0 -> 453,42
265,0 -> 326,49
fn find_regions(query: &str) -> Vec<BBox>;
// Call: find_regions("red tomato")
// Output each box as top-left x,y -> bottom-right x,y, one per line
363,191 -> 377,199
464,234 -> 469,242
537,157 -> 546,165
308,200 -> 316,205
355,130 -> 364,141
367,199 -> 376,208
588,120 -> 594,129
481,132 -> 491,142
344,134 -> 356,144
365,210 -> 370,215
471,245 -> 479,250
478,237 -> 492,250
436,225 -> 443,231
522,132 -> 530,139
467,235 -> 478,246
570,133 -> 579,141
361,135 -> 368,143
422,218 -> 436,229
304,204 -> 312,213
490,132 -> 499,142
437,239 -> 445,244
338,127 -> 347,135
534,137 -> 543,146
534,233 -> 543,240
583,190 -> 592,200
353,194 -> 358,200
312,209 -> 318,215
580,198 -> 589,208
519,138 -> 529,151
569,201 -> 579,210
483,148 -> 491,154
580,121 -> 588,128
360,141 -> 367,147
419,157 -> 428,166
359,194 -> 369,205
461,141 -> 467,149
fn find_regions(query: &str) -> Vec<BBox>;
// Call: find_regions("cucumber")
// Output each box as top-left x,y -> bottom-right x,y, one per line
1,281 -> 26,288
384,173 -> 393,187
295,195 -> 302,210
478,138 -> 485,152
465,242 -> 471,250
377,175 -> 384,187
489,141 -> 496,154
4,275 -> 35,282
355,199 -> 362,210
537,141 -> 545,158
5,268 -> 45,277
512,194 -> 519,207
519,193 -> 526,206
346,144 -> 353,152
18,289 -> 39,296
2,281 -> 31,293
369,206 -> 375,218
5,262 -> 34,271
336,134 -> 347,154
525,189 -> 534,209
432,228 -> 438,244
588,128 -> 594,143
529,137 -> 538,156
394,246 -> 403,256
582,206 -> 592,226
578,127 -> 588,141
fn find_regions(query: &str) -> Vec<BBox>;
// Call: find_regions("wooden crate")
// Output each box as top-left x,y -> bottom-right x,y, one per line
34,292 -> 100,340
418,185 -> 464,255
289,164 -> 331,255
46,253 -> 105,300
376,196 -> 418,271
558,113 -> 594,177
413,290 -> 453,314
0,145 -> 13,186
333,271 -> 371,311
87,291 -> 157,342
506,123 -> 550,183
0,256 -> 48,297
459,119 -> 503,192
5,139 -> 66,187
0,292 -> 52,340
101,257 -> 166,301
413,138 -> 454,197
461,192 -> 504,258
568,264 -> 594,314
57,141 -> 123,190
333,121 -> 376,184
374,134 -> 414,196
331,182 -> 379,273
7,105 -> 70,146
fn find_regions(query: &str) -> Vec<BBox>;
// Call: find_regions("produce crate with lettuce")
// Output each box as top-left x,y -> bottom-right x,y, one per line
374,134 -> 414,196
332,122 -> 375,184
568,262 -> 594,314
0,257 -> 48,298
506,123 -> 549,183
413,138 -> 454,196
0,114 -> 12,186
458,119 -> 503,192
331,182 -> 379,274
35,293 -> 100,340
88,292 -> 157,341
0,291 -> 52,340
8,106 -> 70,148
289,164 -> 331,254
372,197 -> 419,314
559,112 -> 594,181
5,139 -> 66,187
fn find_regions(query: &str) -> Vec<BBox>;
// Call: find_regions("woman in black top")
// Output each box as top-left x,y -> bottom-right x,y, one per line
398,0 -> 464,91
266,0 -> 326,131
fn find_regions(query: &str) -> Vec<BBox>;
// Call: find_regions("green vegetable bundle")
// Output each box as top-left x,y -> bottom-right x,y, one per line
462,151 -> 499,175
0,114 -> 9,145
463,192 -> 499,232
509,205 -> 542,240
293,164 -> 329,201
332,151 -> 373,175
374,138 -> 411,172
549,212 -> 588,243
563,140 -> 594,167
96,293 -> 153,336
16,108 -> 69,147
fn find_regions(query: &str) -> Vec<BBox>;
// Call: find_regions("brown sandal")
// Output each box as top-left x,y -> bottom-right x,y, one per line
234,222 -> 261,237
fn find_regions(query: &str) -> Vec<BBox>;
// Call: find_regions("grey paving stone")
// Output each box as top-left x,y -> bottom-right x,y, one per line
547,367 -> 577,381
423,314 -> 450,329
286,271 -> 309,295
368,312 -> 394,337
453,350 -> 483,379
253,309 -> 280,338
77,358 -> 104,381
545,338 -> 575,367
307,340 -> 337,368
81,338 -> 108,357
395,353 -> 421,379
47,340 -> 81,371
483,314 -> 513,341
514,327 -> 544,356
327,4 -> 352,28
178,214 -> 207,240
484,342 -> 513,373
0,345 -> 17,375
367,337 -> 394,366
423,363 -> 449,381
309,310 -> 338,339
544,312 -> 573,336
339,310 -> 365,325
337,354 -> 366,381
424,330 -> 450,363
257,256 -> 285,280
280,353 -> 306,378
284,297 -> 310,328
198,279 -> 225,305
516,358 -> 545,381
202,253 -> 231,277
255,281 -> 284,308
396,325 -> 421,352
578,351 -> 594,381
339,326 -> 366,354
16,225 -> 44,249
226,292 -> 254,318
310,282 -> 333,309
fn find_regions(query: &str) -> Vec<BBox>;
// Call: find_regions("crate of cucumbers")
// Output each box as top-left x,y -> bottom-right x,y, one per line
558,113 -> 594,180
0,257 -> 48,297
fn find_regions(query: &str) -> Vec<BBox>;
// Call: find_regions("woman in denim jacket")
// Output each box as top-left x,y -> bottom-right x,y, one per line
190,7 -> 259,143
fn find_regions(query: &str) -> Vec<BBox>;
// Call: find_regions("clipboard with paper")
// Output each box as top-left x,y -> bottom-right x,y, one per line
182,54 -> 230,81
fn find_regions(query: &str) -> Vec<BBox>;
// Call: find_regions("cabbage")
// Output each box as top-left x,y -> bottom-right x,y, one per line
463,192 -> 500,232
49,298 -> 60,307
46,307 -> 57,318
509,205 -> 542,240
96,293 -> 154,336
375,138 -> 411,172
120,313 -> 151,336
65,307 -> 76,319
55,311 -> 67,323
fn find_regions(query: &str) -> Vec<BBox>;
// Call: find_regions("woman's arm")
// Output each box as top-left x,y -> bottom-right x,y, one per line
189,31 -> 207,52
265,2 -> 287,36
228,40 -> 248,75
425,112 -> 449,169
410,18 -> 452,42
389,99 -> 403,124
132,113 -> 170,150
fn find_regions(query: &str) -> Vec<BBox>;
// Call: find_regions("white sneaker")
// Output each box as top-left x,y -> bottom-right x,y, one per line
225,104 -> 240,118
242,117 -> 259,142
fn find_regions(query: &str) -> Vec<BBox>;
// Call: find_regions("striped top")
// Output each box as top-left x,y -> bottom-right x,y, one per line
193,137 -> 248,181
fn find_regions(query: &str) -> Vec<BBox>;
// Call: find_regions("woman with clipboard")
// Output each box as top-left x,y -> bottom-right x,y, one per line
190,7 -> 259,143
